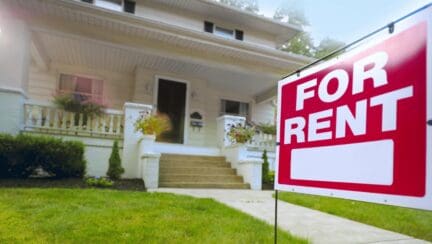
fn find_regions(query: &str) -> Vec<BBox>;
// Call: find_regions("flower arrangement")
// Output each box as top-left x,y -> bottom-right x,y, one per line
227,124 -> 255,144
134,113 -> 171,136
53,93 -> 105,117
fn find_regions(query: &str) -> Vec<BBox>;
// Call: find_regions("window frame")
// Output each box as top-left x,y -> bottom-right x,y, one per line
220,99 -> 250,117
57,73 -> 105,104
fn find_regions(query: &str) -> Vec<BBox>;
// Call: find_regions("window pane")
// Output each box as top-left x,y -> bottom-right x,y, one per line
215,26 -> 234,39
94,0 -> 122,11
225,100 -> 240,114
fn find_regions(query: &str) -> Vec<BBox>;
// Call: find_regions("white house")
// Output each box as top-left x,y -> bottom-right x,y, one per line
0,0 -> 311,189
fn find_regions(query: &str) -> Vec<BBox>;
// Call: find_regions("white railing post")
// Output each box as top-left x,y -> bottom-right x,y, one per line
216,115 -> 246,148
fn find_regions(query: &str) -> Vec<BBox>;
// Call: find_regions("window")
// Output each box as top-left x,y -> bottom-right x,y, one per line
214,26 -> 234,39
203,21 -> 244,41
221,99 -> 249,117
94,0 -> 122,11
82,0 -> 135,14
58,74 -> 104,104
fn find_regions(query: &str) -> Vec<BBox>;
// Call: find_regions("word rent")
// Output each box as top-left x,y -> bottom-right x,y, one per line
284,51 -> 413,144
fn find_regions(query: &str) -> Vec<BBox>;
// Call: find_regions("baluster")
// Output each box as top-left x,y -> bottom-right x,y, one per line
25,104 -> 32,127
61,111 -> 67,130
102,115 -> 107,133
69,112 -> 74,130
78,113 -> 83,131
109,114 -> 114,133
36,106 -> 43,127
116,115 -> 121,134
44,107 -> 51,128
53,109 -> 59,129
88,115 -> 93,132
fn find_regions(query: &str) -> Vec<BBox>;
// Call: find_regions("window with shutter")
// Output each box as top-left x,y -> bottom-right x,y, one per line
204,21 -> 214,33
123,0 -> 135,13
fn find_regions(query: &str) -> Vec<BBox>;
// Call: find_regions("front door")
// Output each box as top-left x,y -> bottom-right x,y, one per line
156,78 -> 187,144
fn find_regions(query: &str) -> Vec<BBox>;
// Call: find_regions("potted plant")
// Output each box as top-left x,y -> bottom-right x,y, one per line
227,123 -> 255,145
53,93 -> 105,127
134,113 -> 171,153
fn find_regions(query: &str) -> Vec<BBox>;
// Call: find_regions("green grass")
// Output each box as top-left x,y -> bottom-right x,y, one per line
278,192 -> 432,241
0,188 -> 306,243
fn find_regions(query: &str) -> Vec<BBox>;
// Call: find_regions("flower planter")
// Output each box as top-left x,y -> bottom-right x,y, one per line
139,134 -> 156,154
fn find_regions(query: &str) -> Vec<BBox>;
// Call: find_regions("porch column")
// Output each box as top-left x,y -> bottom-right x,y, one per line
0,18 -> 31,134
216,115 -> 246,148
122,102 -> 152,178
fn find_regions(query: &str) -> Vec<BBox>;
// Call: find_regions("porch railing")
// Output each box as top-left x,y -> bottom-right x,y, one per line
23,101 -> 124,138
247,131 -> 276,152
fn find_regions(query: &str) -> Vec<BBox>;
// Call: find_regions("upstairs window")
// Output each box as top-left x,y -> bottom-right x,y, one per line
81,0 -> 135,14
204,21 -> 244,41
58,74 -> 104,104
221,99 -> 249,117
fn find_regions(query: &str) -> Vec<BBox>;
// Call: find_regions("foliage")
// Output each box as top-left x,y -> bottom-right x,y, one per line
278,192 -> 432,242
219,0 -> 259,13
257,123 -> 276,135
261,150 -> 275,185
0,188 -> 307,243
0,133 -> 86,178
134,113 -> 171,136
273,6 -> 345,59
227,124 -> 255,144
85,177 -> 113,188
280,32 -> 315,57
262,150 -> 269,183
106,140 -> 124,180
53,93 -> 105,117
273,7 -> 309,27
314,37 -> 345,59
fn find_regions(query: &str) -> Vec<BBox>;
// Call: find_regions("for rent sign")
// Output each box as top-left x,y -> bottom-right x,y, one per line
276,7 -> 432,210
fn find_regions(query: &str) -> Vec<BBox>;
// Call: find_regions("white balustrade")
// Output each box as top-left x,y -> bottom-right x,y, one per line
23,102 -> 124,138
247,131 -> 276,152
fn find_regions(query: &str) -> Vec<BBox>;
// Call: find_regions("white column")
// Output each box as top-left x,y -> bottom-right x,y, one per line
216,115 -> 246,148
122,102 -> 152,178
0,18 -> 31,134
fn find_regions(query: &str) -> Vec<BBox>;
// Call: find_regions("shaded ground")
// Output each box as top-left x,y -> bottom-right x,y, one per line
0,178 -> 145,191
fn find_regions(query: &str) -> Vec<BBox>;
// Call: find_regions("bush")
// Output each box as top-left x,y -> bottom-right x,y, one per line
85,177 -> 113,188
106,140 -> 124,180
0,134 -> 86,178
262,150 -> 275,185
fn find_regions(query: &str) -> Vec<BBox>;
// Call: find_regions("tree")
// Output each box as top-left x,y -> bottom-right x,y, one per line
219,0 -> 259,13
273,7 -> 309,27
262,150 -> 270,184
280,32 -> 315,57
107,140 -> 124,180
315,38 -> 345,59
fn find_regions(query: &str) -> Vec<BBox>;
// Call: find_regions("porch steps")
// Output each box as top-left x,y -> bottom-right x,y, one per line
159,154 -> 249,189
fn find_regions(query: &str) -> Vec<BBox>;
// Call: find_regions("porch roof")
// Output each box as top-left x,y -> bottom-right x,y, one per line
3,0 -> 314,98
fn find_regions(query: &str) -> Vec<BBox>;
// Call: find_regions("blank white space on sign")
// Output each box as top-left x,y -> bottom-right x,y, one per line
291,140 -> 394,185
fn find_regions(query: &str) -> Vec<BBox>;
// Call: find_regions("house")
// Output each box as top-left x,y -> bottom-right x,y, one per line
0,0 -> 311,189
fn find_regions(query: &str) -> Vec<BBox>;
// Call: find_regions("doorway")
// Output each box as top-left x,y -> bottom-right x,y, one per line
156,78 -> 187,144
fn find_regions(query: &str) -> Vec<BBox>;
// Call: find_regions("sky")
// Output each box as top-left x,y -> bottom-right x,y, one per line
257,0 -> 431,45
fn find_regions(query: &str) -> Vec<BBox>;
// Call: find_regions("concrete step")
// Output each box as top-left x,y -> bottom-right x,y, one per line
159,174 -> 244,183
159,182 -> 250,189
160,160 -> 230,168
160,167 -> 237,175
160,154 -> 226,162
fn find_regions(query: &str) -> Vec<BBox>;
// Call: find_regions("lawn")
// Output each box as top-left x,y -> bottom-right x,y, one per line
0,188 -> 306,243
278,192 -> 432,242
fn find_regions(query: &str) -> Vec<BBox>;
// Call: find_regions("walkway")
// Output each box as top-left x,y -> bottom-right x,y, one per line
150,188 -> 428,244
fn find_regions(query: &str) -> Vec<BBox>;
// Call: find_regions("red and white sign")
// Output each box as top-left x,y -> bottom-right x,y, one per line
276,6 -> 432,210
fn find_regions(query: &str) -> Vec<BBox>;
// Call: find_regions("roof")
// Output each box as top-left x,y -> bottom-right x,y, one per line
145,0 -> 303,44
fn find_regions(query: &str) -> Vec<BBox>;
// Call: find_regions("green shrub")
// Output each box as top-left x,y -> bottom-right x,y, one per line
257,123 -> 276,135
106,140 -> 124,180
0,133 -> 86,178
262,150 -> 270,184
85,177 -> 113,188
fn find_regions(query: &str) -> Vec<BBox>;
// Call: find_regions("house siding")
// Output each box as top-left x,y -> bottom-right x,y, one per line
28,63 -> 134,110
134,1 -> 276,48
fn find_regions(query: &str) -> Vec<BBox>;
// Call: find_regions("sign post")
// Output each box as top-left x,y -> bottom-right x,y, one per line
275,5 -> 432,211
